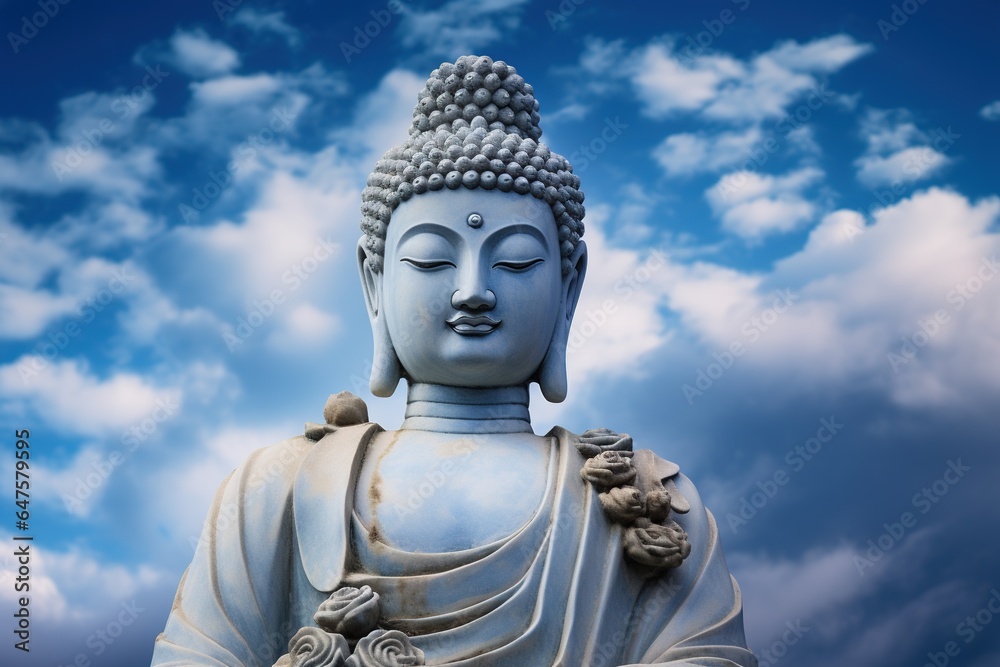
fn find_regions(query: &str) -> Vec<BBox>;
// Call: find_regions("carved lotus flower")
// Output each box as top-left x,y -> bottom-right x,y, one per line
599,485 -> 645,523
624,519 -> 692,570
580,450 -> 636,489
577,428 -> 634,458
314,586 -> 381,639
345,629 -> 425,666
645,488 -> 671,522
274,627 -> 351,667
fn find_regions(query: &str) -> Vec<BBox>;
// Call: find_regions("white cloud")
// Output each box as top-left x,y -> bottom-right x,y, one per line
579,37 -> 628,76
0,285 -> 78,339
859,108 -> 923,153
979,100 -> 1000,121
606,183 -> 660,243
565,207 -> 674,384
0,357 -> 182,437
705,167 -> 823,240
174,168 -> 355,300
622,35 -> 871,123
161,64 -> 343,153
0,206 -> 69,287
729,531 -> 963,665
332,68 -> 425,164
667,188 -> 1000,408
155,133 -> 368,364
629,41 -> 744,117
721,196 -> 816,239
654,126 -> 763,176
731,545 -> 872,648
117,279 -> 222,344
231,9 -> 301,46
572,38 -> 629,98
56,90 -> 155,143
651,122 -> 822,180
164,28 -> 240,78
766,34 -> 875,73
536,176 -> 996,412
399,0 -> 529,57
0,255 -> 143,341
854,108 -> 955,188
0,533 -> 164,623
703,55 -> 816,122
661,260 -> 762,340
545,103 -> 589,125
53,201 -> 165,250
266,303 -> 342,350
0,129 -> 160,200
190,73 -> 283,107
786,125 -> 821,155
0,88 -> 162,199
855,145 -> 950,188
32,445 -> 110,518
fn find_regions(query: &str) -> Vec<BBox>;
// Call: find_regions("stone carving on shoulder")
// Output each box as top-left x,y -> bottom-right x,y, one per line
304,392 -> 370,441
576,427 -> 634,457
598,485 -> 646,523
578,428 -> 693,576
624,518 -> 692,570
580,450 -> 636,488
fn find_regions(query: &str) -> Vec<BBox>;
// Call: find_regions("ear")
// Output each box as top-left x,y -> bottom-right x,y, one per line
357,239 -> 403,397
537,240 -> 587,403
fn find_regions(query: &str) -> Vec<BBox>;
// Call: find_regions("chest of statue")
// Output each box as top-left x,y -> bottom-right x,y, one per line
353,429 -> 553,553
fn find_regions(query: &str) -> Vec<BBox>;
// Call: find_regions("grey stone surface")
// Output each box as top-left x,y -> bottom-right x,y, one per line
152,55 -> 756,667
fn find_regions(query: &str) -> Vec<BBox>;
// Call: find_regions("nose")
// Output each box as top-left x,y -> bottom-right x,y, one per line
452,287 -> 496,312
451,271 -> 496,312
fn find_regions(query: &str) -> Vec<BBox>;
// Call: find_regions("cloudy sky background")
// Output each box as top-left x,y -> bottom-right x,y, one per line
1,1 -> 998,665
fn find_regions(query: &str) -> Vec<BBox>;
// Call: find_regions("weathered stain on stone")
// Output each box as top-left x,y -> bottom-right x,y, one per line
367,429 -> 401,544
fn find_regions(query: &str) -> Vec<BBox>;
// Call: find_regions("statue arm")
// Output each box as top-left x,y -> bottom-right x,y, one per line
621,473 -> 758,667
152,439 -> 310,667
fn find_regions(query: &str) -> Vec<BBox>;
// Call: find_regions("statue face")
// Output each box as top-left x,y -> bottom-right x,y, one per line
380,189 -> 563,388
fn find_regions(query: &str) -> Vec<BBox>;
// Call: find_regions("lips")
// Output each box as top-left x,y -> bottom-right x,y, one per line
446,314 -> 501,335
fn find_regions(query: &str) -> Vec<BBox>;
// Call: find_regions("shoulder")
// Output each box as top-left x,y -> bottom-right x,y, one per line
239,435 -> 315,495
234,391 -> 375,497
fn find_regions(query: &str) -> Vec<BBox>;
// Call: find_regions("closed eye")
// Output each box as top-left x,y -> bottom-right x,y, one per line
401,258 -> 455,270
493,258 -> 544,271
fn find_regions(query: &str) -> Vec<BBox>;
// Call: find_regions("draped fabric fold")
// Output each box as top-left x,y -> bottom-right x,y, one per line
152,424 -> 757,667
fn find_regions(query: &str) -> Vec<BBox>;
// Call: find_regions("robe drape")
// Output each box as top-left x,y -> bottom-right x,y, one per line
152,421 -> 757,667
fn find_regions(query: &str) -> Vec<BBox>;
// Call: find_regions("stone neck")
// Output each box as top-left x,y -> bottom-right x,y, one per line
401,383 -> 533,434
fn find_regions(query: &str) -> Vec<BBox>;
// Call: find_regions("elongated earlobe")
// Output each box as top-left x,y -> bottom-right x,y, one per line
370,315 -> 403,396
538,241 -> 587,402
357,240 -> 403,397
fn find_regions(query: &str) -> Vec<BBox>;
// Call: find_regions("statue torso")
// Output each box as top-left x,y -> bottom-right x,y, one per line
353,429 -> 552,552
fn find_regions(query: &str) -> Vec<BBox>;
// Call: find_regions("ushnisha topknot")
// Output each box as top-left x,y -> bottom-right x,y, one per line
360,55 -> 586,275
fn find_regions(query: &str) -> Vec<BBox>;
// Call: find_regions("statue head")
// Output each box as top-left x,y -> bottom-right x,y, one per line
357,55 -> 587,402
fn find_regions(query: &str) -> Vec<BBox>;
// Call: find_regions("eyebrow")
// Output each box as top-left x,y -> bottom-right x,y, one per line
485,223 -> 549,247
395,221 -> 550,248
396,222 -> 464,247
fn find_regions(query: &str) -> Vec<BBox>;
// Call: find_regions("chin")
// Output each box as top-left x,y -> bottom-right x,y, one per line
413,354 -> 530,387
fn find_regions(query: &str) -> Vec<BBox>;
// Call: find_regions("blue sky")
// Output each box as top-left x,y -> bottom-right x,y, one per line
1,0 -> 998,665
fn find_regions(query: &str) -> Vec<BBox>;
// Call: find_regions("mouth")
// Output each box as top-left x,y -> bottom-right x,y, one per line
446,314 -> 501,336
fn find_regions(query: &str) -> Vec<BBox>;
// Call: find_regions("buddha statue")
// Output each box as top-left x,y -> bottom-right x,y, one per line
152,55 -> 756,667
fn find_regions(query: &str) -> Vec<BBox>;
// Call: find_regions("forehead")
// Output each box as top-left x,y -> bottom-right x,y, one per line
386,189 -> 557,248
